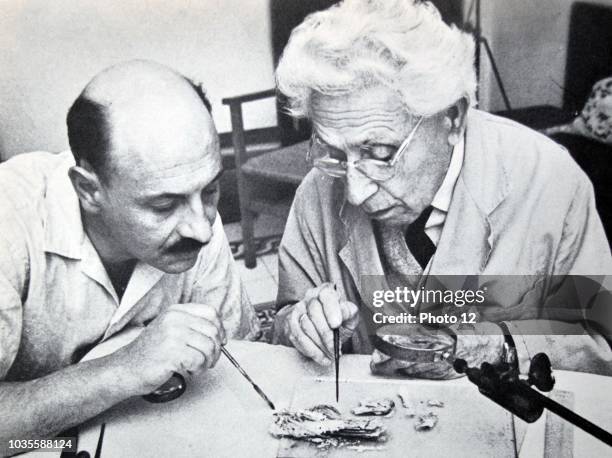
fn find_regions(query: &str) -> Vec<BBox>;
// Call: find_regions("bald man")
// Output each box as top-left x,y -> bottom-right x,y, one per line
0,60 -> 259,449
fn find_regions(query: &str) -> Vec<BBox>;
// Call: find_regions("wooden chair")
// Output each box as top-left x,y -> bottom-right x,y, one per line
222,90 -> 311,268
220,1 -> 346,268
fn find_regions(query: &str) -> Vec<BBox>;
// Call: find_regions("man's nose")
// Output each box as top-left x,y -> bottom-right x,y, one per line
177,196 -> 214,244
344,165 -> 378,207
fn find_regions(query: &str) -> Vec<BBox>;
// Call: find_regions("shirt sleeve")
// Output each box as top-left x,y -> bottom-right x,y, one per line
505,174 -> 612,376
188,214 -> 260,341
0,231 -> 27,380
276,185 -> 327,310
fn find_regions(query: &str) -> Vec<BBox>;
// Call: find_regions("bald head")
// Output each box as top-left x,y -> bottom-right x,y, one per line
67,60 -> 214,182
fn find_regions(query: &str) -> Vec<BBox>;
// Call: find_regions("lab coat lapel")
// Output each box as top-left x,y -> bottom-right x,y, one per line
428,178 -> 492,276
429,109 -> 511,277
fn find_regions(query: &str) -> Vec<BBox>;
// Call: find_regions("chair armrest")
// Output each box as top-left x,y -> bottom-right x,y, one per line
221,89 -> 276,107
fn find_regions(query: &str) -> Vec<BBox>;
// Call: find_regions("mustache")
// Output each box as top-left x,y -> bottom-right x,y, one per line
166,238 -> 206,254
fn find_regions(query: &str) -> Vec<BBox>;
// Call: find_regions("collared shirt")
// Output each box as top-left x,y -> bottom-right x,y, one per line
0,151 -> 259,381
425,138 -> 465,246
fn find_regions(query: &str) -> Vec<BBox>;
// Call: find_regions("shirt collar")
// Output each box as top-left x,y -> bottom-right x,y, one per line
42,153 -> 121,300
430,136 -> 465,213
43,152 -> 166,307
43,152 -> 86,259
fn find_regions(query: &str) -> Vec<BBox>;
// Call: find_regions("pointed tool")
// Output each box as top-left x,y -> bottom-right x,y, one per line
221,346 -> 275,410
333,328 -> 340,402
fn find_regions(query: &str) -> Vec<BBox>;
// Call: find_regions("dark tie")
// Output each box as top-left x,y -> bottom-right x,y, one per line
405,206 -> 436,269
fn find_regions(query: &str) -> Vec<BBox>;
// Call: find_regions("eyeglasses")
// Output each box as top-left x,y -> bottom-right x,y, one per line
307,116 -> 424,181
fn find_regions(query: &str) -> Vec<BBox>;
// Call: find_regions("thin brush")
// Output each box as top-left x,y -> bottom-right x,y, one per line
221,347 -> 275,410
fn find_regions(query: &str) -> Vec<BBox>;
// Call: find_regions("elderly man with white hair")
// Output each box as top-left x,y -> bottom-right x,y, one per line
272,0 -> 611,378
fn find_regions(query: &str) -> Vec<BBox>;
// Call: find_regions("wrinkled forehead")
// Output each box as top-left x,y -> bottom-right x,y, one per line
309,87 -> 409,145
109,148 -> 223,199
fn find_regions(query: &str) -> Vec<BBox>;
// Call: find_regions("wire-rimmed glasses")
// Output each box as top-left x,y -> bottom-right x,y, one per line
307,116 -> 424,181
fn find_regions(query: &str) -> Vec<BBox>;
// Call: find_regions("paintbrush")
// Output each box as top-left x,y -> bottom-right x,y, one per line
221,346 -> 276,410
333,328 -> 340,402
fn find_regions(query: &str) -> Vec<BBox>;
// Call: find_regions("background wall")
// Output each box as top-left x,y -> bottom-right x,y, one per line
478,0 -> 611,112
0,0 -> 277,160
3,0 -> 612,160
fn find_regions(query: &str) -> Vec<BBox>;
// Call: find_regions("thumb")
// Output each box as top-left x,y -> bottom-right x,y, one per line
340,301 -> 359,331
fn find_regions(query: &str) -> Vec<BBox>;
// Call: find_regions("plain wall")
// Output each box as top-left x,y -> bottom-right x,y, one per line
0,0 -> 277,160
3,0 -> 612,160
478,0 -> 611,112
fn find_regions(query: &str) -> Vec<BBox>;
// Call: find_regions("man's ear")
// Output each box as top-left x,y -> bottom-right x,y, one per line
444,96 -> 469,146
68,163 -> 104,213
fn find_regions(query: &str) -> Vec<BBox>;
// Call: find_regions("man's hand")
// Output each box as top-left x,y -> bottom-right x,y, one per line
370,322 -> 504,379
0,304 -> 226,450
275,283 -> 359,365
112,303 -> 226,394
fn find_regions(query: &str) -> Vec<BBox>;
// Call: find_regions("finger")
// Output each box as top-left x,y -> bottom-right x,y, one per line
186,317 -> 223,350
192,320 -> 227,345
299,313 -> 332,360
168,307 -> 225,348
305,299 -> 334,356
183,326 -> 220,368
318,285 -> 343,329
339,301 -> 360,331
303,282 -> 334,303
180,345 -> 207,374
289,331 -> 331,366
289,312 -> 331,365
171,303 -> 223,336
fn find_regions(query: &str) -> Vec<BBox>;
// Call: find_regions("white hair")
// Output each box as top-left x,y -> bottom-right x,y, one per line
276,0 -> 477,117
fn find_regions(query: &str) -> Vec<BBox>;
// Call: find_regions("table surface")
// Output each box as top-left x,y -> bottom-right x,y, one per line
25,330 -> 612,458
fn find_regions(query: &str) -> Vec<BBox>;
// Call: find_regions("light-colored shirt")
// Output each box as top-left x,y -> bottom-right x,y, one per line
0,151 -> 260,381
425,138 -> 465,246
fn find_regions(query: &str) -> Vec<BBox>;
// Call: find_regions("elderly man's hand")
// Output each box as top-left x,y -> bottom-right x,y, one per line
276,283 -> 359,365
113,303 -> 226,394
370,322 -> 505,379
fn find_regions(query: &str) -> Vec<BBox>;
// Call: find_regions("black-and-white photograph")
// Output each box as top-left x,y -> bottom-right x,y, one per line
0,0 -> 611,457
